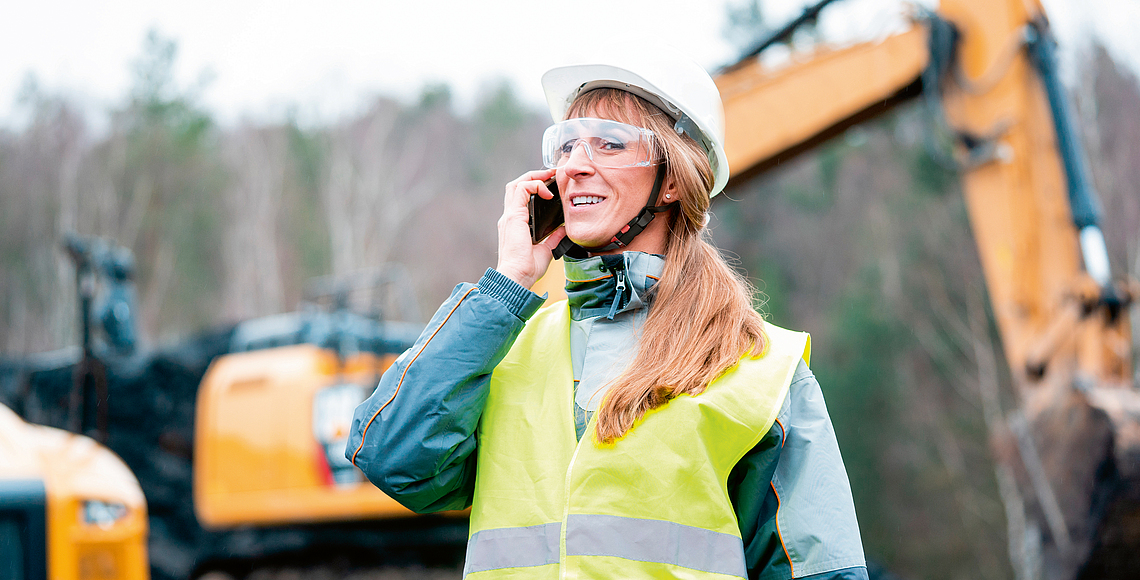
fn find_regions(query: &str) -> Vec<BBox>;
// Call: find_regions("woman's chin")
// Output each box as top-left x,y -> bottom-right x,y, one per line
567,235 -> 610,249
564,226 -> 609,249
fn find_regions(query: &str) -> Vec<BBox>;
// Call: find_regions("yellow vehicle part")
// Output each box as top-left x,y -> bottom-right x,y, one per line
717,0 -> 1131,388
719,27 -> 928,180
194,344 -> 416,528
0,404 -> 148,580
533,258 -> 568,305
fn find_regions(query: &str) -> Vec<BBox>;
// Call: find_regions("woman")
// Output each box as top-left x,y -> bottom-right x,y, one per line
348,48 -> 867,580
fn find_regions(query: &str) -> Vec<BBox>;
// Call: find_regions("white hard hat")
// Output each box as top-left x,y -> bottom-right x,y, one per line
541,46 -> 730,197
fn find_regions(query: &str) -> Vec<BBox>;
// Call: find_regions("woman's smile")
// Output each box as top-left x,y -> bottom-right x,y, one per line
569,195 -> 606,207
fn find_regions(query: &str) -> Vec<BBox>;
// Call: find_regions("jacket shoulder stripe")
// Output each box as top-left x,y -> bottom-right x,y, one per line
351,286 -> 477,466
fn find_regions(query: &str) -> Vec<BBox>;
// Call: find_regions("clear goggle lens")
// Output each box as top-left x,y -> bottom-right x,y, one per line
542,118 -> 660,169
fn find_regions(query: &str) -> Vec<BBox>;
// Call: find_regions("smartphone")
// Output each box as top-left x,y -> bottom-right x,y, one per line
528,178 -> 563,244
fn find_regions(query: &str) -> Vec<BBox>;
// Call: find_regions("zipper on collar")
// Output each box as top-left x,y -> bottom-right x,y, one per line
606,268 -> 625,320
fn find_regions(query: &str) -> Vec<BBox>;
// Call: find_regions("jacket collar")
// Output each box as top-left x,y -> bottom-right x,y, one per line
563,252 -> 665,321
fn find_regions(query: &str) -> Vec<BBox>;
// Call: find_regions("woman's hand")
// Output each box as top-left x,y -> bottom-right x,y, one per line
496,168 -> 566,289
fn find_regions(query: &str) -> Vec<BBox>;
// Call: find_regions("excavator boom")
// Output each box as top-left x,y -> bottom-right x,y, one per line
718,27 -> 927,180
714,0 -> 1137,577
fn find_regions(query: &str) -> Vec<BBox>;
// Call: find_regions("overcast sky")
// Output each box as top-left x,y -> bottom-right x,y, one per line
2,0 -> 1137,129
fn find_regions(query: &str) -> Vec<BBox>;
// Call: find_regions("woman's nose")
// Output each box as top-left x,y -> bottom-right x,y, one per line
562,141 -> 596,176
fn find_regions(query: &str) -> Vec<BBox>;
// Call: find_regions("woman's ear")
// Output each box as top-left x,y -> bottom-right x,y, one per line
659,179 -> 677,205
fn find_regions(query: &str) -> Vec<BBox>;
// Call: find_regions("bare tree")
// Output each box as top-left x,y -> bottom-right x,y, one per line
321,99 -> 456,278
220,125 -> 288,319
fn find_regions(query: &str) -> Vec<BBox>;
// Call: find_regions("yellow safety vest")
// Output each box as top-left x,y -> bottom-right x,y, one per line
466,302 -> 810,579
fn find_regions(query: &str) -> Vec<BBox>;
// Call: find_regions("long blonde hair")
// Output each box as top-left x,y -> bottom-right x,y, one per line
566,89 -> 770,443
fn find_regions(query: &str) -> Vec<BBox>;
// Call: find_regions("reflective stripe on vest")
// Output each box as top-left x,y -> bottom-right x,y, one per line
468,302 -> 809,579
466,515 -> 747,578
566,514 -> 748,578
464,522 -> 561,575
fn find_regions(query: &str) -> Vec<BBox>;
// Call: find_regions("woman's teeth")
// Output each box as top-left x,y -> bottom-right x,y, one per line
572,196 -> 603,207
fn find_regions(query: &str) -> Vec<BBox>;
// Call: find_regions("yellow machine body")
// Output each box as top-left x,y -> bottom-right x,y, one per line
194,344 -> 416,528
0,403 -> 149,580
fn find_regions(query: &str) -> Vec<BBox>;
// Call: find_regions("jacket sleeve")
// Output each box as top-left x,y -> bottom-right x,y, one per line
729,360 -> 868,580
345,268 -> 546,513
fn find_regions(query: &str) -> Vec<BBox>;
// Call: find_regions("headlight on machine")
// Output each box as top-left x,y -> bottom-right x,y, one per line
80,500 -> 129,528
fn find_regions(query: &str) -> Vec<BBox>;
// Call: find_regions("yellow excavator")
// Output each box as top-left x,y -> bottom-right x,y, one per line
719,0 -> 1137,577
0,402 -> 149,580
5,245 -> 449,579
1,236 -> 149,580
194,346 -> 409,528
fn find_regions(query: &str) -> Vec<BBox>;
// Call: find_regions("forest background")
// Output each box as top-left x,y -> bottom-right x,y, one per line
2,12 -> 1140,580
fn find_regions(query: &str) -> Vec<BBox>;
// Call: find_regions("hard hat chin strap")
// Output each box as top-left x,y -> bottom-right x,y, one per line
553,164 -> 676,260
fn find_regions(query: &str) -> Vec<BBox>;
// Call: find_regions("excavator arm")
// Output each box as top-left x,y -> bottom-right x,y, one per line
715,0 -> 1137,577
719,26 -> 927,180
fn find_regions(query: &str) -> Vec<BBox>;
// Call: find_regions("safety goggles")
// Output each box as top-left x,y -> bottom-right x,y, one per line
542,118 -> 661,169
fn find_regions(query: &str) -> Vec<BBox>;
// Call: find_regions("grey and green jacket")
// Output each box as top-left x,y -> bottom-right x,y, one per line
347,252 -> 867,580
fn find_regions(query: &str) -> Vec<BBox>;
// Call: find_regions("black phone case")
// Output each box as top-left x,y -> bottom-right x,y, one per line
528,179 -> 563,244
